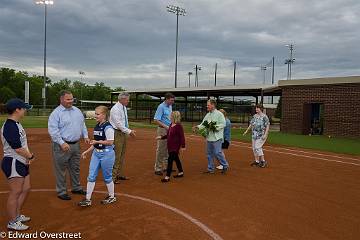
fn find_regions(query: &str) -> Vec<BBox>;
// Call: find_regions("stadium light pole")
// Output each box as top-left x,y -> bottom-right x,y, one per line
79,71 -> 85,107
285,44 -> 295,80
260,65 -> 267,85
188,72 -> 193,88
167,5 -> 186,88
35,0 -> 54,111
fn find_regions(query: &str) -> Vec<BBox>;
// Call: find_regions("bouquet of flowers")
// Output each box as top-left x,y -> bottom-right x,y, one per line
199,120 -> 218,138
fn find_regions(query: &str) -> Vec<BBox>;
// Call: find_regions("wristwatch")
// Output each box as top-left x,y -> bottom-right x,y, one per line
28,154 -> 35,160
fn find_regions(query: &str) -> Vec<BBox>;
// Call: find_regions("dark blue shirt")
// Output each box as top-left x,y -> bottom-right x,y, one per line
93,121 -> 113,149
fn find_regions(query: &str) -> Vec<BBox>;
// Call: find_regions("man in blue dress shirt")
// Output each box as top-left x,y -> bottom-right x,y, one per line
153,93 -> 174,175
48,90 -> 89,200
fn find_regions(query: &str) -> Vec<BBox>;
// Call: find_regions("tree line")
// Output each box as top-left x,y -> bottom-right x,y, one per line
0,67 -> 124,106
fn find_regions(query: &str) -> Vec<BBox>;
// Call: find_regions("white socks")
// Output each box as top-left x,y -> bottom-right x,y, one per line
86,182 -> 96,200
106,181 -> 115,198
86,181 -> 115,200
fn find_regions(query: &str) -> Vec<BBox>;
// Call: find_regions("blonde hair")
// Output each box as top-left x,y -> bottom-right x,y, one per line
95,105 -> 109,120
219,108 -> 227,118
207,99 -> 217,106
171,111 -> 181,124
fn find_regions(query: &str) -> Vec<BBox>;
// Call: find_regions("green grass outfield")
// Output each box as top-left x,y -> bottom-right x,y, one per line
1,115 -> 359,156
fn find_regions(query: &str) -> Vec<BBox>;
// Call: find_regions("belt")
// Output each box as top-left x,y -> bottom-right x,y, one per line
65,141 -> 78,144
94,148 -> 111,152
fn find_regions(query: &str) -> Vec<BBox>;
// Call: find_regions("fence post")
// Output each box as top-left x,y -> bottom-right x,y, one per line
149,106 -> 152,124
184,96 -> 188,121
135,93 -> 138,120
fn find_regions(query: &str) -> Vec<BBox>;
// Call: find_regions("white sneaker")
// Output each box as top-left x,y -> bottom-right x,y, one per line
7,221 -> 29,231
78,199 -> 92,207
216,165 -> 224,170
101,196 -> 117,205
16,214 -> 31,223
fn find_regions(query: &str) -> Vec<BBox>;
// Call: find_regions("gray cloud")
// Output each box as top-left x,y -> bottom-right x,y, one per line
0,0 -> 359,89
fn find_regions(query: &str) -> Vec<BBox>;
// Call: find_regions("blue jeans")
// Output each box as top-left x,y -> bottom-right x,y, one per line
207,140 -> 229,171
88,149 -> 115,184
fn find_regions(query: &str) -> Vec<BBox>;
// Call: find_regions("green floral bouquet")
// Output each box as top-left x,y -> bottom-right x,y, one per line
199,120 -> 218,138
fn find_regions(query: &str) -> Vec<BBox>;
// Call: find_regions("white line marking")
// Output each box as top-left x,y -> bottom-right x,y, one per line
189,134 -> 360,161
0,189 -> 223,240
187,136 -> 360,167
230,141 -> 360,162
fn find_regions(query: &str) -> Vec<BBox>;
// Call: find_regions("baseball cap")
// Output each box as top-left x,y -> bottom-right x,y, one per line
6,98 -> 33,111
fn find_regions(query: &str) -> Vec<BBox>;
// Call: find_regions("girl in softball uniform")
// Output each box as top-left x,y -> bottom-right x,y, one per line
1,99 -> 33,231
78,106 -> 116,207
243,104 -> 270,168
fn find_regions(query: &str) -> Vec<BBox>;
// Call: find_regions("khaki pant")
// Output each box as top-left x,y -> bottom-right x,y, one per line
154,127 -> 168,172
113,130 -> 127,180
52,142 -> 82,196
252,138 -> 265,157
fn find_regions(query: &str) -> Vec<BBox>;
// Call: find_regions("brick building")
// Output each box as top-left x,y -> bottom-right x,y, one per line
279,76 -> 360,138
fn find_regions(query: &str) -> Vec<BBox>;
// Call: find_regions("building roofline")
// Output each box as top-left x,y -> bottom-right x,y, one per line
278,76 -> 360,87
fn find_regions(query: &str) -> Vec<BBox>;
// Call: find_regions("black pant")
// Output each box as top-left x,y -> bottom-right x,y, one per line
166,152 -> 183,177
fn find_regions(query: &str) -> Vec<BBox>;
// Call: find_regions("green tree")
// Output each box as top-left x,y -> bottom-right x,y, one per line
0,68 -> 16,87
72,80 -> 87,100
0,67 -> 125,106
0,86 -> 16,103
47,79 -> 72,105
88,82 -> 112,101
28,75 -> 44,105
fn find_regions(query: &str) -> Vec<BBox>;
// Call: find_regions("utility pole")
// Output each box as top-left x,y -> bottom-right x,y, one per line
194,65 -> 202,87
271,56 -> 275,104
214,63 -> 217,86
271,56 -> 275,85
233,61 -> 236,85
285,44 -> 295,80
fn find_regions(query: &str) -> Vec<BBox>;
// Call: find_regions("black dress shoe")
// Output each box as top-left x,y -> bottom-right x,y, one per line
118,176 -> 130,180
250,161 -> 259,167
71,189 -> 86,195
155,171 -> 163,176
58,194 -> 71,200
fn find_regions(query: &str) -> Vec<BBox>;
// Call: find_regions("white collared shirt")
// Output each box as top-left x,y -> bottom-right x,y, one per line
109,102 -> 131,134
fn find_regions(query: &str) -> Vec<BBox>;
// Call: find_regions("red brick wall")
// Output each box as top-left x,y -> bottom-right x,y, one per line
281,83 -> 360,138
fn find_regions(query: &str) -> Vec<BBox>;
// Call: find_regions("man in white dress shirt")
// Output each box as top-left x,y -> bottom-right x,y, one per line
109,92 -> 136,183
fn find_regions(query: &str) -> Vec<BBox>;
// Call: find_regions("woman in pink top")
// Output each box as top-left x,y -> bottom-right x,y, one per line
156,111 -> 185,182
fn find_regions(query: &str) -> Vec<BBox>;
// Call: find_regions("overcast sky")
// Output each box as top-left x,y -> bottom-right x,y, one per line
1,0 -> 359,89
